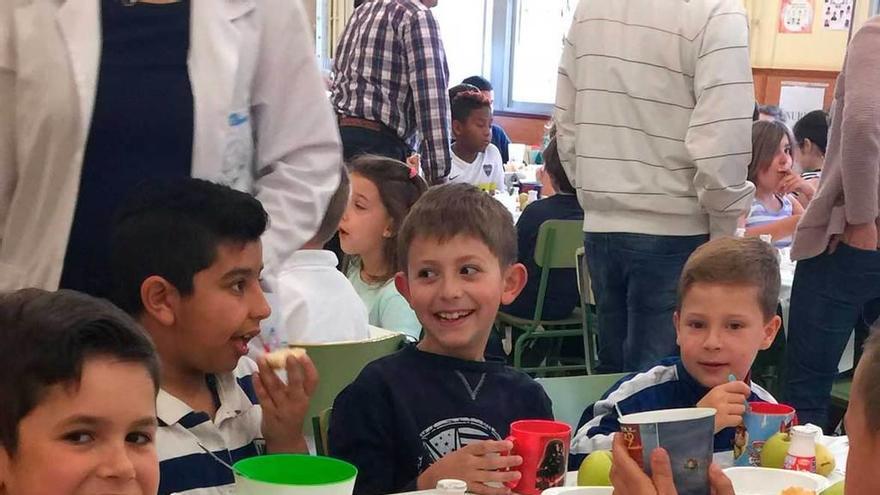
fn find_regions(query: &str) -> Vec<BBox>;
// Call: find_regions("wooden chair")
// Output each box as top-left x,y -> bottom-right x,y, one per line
496,220 -> 588,375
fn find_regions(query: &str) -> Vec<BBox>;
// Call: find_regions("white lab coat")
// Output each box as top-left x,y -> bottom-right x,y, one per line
0,0 -> 342,290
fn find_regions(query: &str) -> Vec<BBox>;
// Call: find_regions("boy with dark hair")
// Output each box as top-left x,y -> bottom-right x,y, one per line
110,178 -> 317,495
503,137 -> 584,321
571,237 -> 781,468
328,183 -> 553,495
0,288 -> 161,495
449,89 -> 506,192
276,166 -> 370,344
460,75 -> 512,163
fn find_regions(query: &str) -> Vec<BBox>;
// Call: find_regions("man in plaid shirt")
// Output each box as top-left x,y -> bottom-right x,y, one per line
331,0 -> 451,185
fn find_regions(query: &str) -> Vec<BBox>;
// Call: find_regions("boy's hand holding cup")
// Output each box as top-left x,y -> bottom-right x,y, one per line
254,348 -> 319,454
697,381 -> 750,433
417,440 -> 523,495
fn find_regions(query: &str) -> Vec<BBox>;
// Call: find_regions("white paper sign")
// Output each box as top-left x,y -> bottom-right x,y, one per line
778,83 -> 828,126
823,0 -> 855,31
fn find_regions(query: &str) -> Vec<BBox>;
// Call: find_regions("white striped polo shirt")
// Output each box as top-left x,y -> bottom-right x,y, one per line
156,358 -> 264,495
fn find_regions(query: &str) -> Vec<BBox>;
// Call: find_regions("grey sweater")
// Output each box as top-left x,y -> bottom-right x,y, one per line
791,17 -> 880,260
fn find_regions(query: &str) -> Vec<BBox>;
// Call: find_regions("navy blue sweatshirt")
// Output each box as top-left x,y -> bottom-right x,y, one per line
328,344 -> 553,495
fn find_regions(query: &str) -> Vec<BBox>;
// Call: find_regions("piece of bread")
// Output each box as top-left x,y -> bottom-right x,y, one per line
265,347 -> 307,369
780,487 -> 816,495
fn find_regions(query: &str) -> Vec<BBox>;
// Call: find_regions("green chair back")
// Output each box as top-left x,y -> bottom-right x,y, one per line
297,328 -> 405,434
312,407 -> 333,456
535,373 -> 629,429
530,219 -> 586,323
534,219 -> 585,269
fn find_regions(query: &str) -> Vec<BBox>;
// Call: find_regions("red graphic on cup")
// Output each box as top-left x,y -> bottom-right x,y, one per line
620,424 -> 645,469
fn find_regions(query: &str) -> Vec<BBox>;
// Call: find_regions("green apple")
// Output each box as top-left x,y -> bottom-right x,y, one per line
578,450 -> 613,486
760,431 -> 791,469
816,444 -> 836,477
822,480 -> 844,495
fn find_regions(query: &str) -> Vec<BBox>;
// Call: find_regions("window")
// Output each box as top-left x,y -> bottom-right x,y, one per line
321,0 -> 576,115
508,0 -> 576,106
433,0 -> 492,86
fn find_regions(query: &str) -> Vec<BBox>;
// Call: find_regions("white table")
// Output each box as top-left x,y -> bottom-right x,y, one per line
393,472 -> 578,494
392,436 -> 848,494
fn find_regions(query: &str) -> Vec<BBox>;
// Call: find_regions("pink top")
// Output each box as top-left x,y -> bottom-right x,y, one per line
791,17 -> 880,260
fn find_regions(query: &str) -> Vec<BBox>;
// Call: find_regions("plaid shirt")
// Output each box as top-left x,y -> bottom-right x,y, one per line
331,0 -> 452,184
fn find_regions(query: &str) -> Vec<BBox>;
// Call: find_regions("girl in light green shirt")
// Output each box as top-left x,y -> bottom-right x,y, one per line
338,156 -> 427,339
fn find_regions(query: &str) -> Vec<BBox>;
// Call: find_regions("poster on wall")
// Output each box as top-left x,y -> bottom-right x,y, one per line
779,0 -> 815,33
823,0 -> 855,30
779,82 -> 828,126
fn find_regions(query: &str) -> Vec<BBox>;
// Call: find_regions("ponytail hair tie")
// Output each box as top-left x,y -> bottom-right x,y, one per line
406,153 -> 421,178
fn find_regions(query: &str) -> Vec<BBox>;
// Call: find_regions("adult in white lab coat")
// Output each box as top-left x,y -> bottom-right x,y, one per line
0,0 -> 342,293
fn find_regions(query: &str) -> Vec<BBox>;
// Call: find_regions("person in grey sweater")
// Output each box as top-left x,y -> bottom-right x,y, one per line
783,16 -> 880,431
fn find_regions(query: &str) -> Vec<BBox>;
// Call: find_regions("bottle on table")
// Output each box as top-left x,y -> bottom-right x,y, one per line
435,479 -> 467,494
783,425 -> 818,473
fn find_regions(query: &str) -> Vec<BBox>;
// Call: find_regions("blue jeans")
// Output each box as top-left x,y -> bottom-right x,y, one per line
339,126 -> 411,163
584,233 -> 708,373
783,243 -> 880,430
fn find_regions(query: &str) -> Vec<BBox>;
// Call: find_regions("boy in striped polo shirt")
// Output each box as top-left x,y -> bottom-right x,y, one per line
570,237 -> 782,469
110,179 -> 317,495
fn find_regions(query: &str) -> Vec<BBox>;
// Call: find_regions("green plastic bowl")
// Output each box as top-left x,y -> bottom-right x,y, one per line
234,454 -> 357,495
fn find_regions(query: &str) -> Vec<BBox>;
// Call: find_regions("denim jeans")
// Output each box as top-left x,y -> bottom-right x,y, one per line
584,232 -> 708,373
339,126 -> 411,163
783,243 -> 880,430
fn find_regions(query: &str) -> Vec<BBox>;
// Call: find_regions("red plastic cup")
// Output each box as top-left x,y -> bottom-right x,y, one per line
504,419 -> 571,495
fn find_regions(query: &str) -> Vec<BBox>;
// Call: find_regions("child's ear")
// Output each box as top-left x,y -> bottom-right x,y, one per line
140,275 -> 179,327
452,119 -> 463,139
500,263 -> 528,305
759,314 -> 782,350
394,271 -> 412,304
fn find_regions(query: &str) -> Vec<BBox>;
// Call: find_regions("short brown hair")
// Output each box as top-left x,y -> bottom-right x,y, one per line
858,330 -> 880,433
0,289 -> 159,453
348,155 -> 428,281
677,237 -> 780,320
542,137 -> 576,195
397,183 -> 517,271
310,165 -> 350,246
749,120 -> 795,183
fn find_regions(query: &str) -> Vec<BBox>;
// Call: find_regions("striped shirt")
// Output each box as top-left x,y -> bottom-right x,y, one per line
156,358 -> 264,495
570,358 -> 775,469
746,195 -> 795,248
800,170 -> 822,181
331,0 -> 452,184
555,0 -> 755,239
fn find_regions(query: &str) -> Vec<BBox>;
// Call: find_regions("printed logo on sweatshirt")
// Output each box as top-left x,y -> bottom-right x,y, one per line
419,417 -> 501,466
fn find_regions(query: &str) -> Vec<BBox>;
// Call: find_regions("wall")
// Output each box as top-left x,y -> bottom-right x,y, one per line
745,0 -> 871,70
494,114 -> 550,147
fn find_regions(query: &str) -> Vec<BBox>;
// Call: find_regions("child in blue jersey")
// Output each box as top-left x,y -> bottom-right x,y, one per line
571,237 -> 782,469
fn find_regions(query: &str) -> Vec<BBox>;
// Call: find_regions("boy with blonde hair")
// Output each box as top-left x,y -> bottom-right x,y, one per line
571,237 -> 781,468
